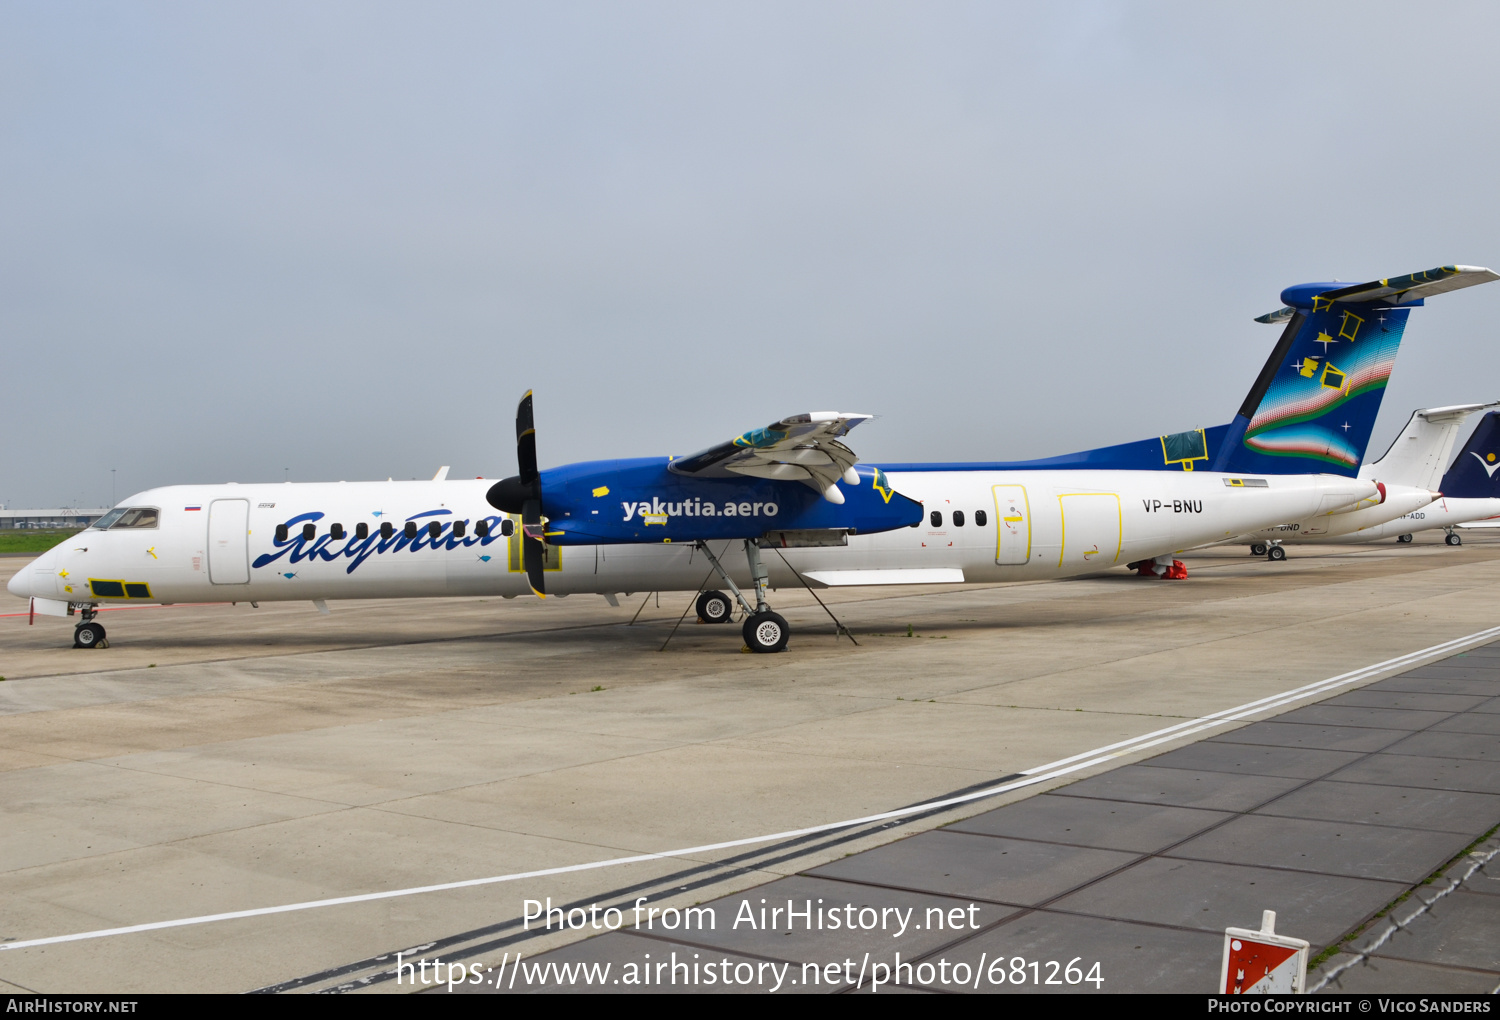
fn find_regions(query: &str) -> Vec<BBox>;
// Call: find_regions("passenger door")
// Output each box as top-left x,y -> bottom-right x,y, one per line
207,499 -> 250,584
992,485 -> 1031,565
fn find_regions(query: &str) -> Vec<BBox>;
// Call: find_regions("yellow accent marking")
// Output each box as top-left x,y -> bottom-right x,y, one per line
1300,357 -> 1319,378
1320,361 -> 1347,391
1338,310 -> 1363,342
1489,453 -> 1496,463
1312,295 -> 1336,312
64,585 -> 73,593
592,486 -> 610,497
58,569 -> 68,578
146,547 -> 157,559
872,469 -> 895,504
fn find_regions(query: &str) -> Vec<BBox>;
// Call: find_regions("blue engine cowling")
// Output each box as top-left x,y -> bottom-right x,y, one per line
534,458 -> 923,545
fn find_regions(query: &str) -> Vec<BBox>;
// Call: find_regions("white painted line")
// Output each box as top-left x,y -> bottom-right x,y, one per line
3,624 -> 1497,954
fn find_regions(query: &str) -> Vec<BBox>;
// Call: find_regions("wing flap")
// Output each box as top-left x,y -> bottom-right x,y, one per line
670,412 -> 873,501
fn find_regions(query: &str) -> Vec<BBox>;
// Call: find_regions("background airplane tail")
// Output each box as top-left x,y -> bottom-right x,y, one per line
1214,266 -> 1497,477
1437,411 -> 1500,498
1360,403 -> 1498,490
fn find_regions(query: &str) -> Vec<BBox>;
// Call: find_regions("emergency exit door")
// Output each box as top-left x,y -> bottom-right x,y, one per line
208,499 -> 250,584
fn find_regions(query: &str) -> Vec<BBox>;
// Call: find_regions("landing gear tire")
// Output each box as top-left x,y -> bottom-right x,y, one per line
1267,545 -> 1287,562
743,612 -> 789,653
1446,532 -> 1463,546
73,622 -> 107,649
1397,533 -> 1414,544
1249,543 -> 1268,556
696,590 -> 734,624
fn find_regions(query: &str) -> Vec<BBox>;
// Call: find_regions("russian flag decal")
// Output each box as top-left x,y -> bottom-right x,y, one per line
184,505 -> 202,511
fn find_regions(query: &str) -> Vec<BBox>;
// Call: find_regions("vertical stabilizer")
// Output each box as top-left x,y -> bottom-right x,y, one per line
1438,411 -> 1500,499
1214,266 -> 1497,476
1360,403 -> 1499,490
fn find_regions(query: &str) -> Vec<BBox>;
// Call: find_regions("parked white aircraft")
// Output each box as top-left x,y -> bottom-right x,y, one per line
1236,402 -> 1499,558
10,265 -> 1496,652
1318,407 -> 1500,547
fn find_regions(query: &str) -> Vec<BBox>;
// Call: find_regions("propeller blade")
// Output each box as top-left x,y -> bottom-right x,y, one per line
516,390 -> 538,484
522,497 -> 546,597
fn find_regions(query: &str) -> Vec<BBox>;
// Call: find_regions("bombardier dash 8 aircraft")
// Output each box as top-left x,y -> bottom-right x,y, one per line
10,265 -> 1496,652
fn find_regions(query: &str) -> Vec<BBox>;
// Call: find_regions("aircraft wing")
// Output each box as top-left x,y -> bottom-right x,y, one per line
669,412 -> 872,503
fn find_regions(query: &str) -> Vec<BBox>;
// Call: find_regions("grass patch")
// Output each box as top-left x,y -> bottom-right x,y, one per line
1307,821 -> 1500,972
0,530 -> 84,554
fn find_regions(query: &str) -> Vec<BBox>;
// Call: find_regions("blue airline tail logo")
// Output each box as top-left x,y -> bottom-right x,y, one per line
1439,412 -> 1500,498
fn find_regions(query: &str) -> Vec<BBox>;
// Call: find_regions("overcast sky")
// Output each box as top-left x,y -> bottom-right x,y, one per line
4,2 -> 1499,509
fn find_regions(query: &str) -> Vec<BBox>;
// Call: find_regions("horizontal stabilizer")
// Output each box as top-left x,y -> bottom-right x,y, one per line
1258,265 -> 1498,321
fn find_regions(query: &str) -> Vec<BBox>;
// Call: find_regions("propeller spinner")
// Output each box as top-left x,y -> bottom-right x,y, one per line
485,390 -> 548,597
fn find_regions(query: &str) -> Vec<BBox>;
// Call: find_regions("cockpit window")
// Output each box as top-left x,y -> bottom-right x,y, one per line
111,507 -> 159,529
91,508 -> 128,530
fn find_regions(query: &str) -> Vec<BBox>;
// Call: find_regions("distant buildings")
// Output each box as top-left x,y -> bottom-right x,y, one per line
0,509 -> 111,530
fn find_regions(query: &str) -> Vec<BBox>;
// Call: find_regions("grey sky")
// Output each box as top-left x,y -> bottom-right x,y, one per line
4,2 -> 1499,509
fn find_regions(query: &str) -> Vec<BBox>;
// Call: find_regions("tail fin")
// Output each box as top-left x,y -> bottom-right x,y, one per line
1213,266 -> 1498,476
1362,403 -> 1500,490
1438,411 -> 1500,498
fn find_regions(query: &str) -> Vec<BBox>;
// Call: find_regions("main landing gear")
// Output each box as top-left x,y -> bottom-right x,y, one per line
1250,541 -> 1286,560
695,590 -> 734,625
72,605 -> 107,649
1445,529 -> 1463,547
1397,534 -> 1414,544
695,540 -> 790,653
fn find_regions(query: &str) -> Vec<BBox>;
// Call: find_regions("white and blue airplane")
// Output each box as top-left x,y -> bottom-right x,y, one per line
10,265 -> 1496,652
1236,401 -> 1500,555
1322,406 -> 1500,546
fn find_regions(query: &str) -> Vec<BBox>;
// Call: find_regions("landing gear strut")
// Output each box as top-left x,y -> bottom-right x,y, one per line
72,605 -> 107,649
695,540 -> 790,653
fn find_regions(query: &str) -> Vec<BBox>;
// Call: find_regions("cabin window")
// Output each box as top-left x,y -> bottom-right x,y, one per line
111,507 -> 159,529
302,523 -> 316,541
92,508 -> 128,530
453,520 -> 466,538
500,518 -> 515,537
355,522 -> 369,540
381,522 -> 394,539
330,523 -> 345,540
975,509 -> 987,527
475,520 -> 490,538
124,583 -> 151,599
404,522 -> 418,539
930,510 -> 942,528
275,524 -> 288,542
427,521 -> 442,539
952,510 -> 965,527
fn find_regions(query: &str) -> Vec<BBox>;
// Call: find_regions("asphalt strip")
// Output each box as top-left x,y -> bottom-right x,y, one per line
5,622 -> 1500,955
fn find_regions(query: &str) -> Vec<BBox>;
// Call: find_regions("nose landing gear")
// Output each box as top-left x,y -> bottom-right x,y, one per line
72,606 -> 107,649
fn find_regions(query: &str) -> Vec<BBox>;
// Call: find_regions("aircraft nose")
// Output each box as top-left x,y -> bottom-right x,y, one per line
7,563 -> 32,599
